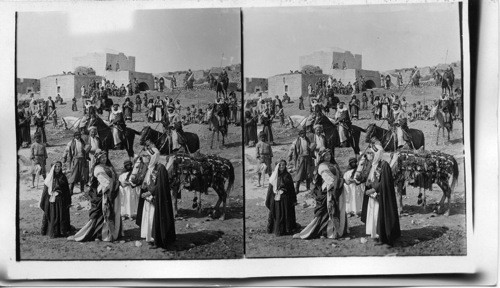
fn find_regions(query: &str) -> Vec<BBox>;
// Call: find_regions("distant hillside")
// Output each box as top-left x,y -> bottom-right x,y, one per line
381,61 -> 461,84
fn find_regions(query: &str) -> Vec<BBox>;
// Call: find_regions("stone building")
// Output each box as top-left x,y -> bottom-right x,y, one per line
104,71 -> 154,91
40,74 -> 103,100
268,73 -> 329,100
300,47 -> 380,89
72,52 -> 136,76
16,78 -> 40,95
244,78 -> 268,93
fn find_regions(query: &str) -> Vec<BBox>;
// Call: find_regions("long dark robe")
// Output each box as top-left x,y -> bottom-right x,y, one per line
244,116 -> 258,145
360,161 -> 400,245
265,171 -> 297,236
34,115 -> 47,143
75,178 -> 104,241
122,102 -> 133,121
135,188 -> 146,227
18,112 -> 31,147
40,172 -> 71,238
148,164 -> 176,248
261,116 -> 274,143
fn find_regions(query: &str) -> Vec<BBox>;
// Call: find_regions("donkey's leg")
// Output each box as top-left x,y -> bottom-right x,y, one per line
196,191 -> 202,214
172,186 -> 179,217
436,181 -> 448,214
210,131 -> 215,149
436,127 -> 440,145
422,189 -> 427,211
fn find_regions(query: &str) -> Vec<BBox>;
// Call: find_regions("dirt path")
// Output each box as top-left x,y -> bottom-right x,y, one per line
245,85 -> 467,257
18,89 -> 244,260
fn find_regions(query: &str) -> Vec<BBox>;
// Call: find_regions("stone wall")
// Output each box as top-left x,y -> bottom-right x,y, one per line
300,50 -> 362,75
41,74 -> 103,100
17,78 -> 40,95
105,53 -> 135,72
245,78 -> 268,93
73,52 -> 136,76
268,73 -> 328,100
104,71 -> 154,92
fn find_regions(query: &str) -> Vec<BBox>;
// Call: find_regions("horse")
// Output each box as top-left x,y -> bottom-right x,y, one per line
159,154 -> 234,220
430,106 -> 453,145
411,70 -> 421,87
139,125 -> 200,155
433,70 -> 442,86
354,149 -> 459,216
442,70 -> 454,95
301,111 -> 365,155
208,105 -> 228,149
85,107 -> 140,159
215,74 -> 229,99
365,123 -> 425,152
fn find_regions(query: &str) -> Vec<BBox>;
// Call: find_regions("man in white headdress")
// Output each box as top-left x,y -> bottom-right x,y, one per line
310,124 -> 328,166
109,104 -> 126,149
333,102 -> 351,147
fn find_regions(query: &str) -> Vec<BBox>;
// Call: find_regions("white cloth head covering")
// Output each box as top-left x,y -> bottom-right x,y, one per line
43,164 -> 59,202
368,142 -> 384,181
268,162 -> 284,200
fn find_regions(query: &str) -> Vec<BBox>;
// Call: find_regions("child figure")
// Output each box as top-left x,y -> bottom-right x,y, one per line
422,105 -> 431,120
72,97 -> 78,111
278,108 -> 285,126
416,101 -> 423,119
197,108 -> 204,124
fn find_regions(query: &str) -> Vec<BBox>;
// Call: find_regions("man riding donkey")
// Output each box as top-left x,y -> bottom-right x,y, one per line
388,102 -> 412,149
437,92 -> 454,130
109,104 -> 127,150
161,104 -> 189,153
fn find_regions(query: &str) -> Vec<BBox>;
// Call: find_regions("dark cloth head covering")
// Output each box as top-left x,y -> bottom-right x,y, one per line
74,131 -> 81,137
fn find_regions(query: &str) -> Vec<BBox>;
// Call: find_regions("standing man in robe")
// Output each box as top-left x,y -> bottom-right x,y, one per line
30,133 -> 47,188
119,160 -> 139,220
63,131 -> 89,195
288,129 -> 314,194
349,95 -> 360,120
310,124 -> 328,167
86,126 -> 101,178
256,132 -> 273,187
153,96 -> 163,122
33,110 -> 47,145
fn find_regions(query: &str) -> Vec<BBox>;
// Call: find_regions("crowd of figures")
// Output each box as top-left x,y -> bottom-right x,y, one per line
16,72 -> 243,250
261,142 -> 401,246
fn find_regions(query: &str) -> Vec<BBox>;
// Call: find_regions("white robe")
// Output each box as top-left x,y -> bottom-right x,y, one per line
119,172 -> 139,217
343,169 -> 365,215
140,147 -> 160,242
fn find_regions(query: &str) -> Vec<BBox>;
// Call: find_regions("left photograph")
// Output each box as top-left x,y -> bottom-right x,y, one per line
16,8 -> 243,260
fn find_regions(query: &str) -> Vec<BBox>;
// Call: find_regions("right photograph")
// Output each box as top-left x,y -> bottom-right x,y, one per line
243,3 -> 467,257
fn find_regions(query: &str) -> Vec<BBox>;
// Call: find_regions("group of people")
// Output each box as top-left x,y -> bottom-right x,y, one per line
263,138 -> 401,246
39,140 -> 176,249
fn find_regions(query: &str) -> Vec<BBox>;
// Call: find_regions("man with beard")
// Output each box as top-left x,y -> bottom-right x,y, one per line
288,129 -> 314,194
63,131 -> 89,195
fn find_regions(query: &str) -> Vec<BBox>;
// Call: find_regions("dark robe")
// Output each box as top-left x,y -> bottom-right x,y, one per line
361,160 -> 401,245
265,170 -> 297,236
244,115 -> 258,145
18,111 -> 31,147
261,115 -> 274,143
40,172 -> 71,237
122,102 -> 134,121
34,114 -> 47,143
76,178 -> 105,241
289,136 -> 314,182
148,164 -> 176,248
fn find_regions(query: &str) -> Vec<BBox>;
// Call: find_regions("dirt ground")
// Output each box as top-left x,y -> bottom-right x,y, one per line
17,88 -> 244,260
245,83 -> 467,258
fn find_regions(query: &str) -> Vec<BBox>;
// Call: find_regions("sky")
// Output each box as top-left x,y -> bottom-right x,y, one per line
17,9 -> 241,79
243,3 -> 462,78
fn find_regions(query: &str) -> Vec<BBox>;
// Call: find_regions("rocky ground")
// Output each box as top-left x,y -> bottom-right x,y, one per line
245,83 -> 467,258
17,88 -> 244,260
